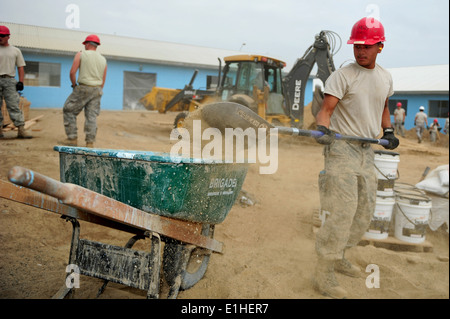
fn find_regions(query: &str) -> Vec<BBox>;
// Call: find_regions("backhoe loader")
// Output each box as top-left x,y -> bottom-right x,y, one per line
139,30 -> 340,128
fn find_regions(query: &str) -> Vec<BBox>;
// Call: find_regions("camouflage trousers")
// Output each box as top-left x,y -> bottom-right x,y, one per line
63,85 -> 102,143
0,77 -> 25,127
316,141 -> 377,261
394,119 -> 405,137
415,124 -> 426,142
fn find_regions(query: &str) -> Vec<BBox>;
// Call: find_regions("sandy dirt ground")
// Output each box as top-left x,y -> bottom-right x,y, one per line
0,106 -> 448,299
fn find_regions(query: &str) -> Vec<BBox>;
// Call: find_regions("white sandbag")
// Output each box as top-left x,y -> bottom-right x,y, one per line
438,167 -> 449,186
416,165 -> 449,196
428,195 -> 449,233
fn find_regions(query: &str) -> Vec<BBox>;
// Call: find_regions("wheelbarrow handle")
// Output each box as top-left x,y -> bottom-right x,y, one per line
7,166 -> 223,253
8,166 -> 73,200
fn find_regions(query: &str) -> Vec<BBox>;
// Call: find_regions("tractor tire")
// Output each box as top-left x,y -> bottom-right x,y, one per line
174,112 -> 188,128
163,224 -> 214,290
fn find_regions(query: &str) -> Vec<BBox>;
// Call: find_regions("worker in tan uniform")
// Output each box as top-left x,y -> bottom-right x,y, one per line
58,34 -> 107,148
313,17 -> 399,299
414,106 -> 428,143
0,25 -> 32,139
393,102 -> 406,137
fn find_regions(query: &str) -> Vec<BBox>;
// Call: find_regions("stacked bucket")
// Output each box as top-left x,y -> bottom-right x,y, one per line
393,184 -> 432,244
364,151 -> 432,243
364,150 -> 399,240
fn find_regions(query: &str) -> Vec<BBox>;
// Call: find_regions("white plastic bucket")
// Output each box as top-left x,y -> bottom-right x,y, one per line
394,194 -> 432,243
374,151 -> 400,196
365,195 -> 395,239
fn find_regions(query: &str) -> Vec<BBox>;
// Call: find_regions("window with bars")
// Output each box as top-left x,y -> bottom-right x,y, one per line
428,100 -> 449,118
24,61 -> 61,87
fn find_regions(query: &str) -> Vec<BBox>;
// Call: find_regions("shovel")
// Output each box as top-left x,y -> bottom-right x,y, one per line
200,102 -> 389,146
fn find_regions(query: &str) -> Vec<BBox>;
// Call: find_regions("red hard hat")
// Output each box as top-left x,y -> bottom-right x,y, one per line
347,17 -> 385,45
83,34 -> 101,45
0,25 -> 10,35
396,102 -> 402,107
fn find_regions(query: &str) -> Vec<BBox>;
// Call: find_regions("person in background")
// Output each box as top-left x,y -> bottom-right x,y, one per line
0,25 -> 32,139
313,17 -> 399,299
393,102 -> 406,137
445,113 -> 449,148
429,119 -> 441,143
414,106 -> 428,143
444,113 -> 449,135
58,34 -> 107,148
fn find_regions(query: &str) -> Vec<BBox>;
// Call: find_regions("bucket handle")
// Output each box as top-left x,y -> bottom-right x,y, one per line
395,202 -> 432,227
374,164 -> 400,181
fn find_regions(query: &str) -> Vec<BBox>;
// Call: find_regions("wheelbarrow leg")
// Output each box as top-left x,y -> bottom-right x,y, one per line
96,233 -> 147,298
147,233 -> 161,299
94,232 -> 162,299
167,245 -> 195,299
52,217 -> 80,299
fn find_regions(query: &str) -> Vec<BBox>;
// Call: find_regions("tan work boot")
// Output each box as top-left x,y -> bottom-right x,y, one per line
57,138 -> 77,146
86,142 -> 94,148
335,258 -> 361,278
17,126 -> 32,139
313,259 -> 348,299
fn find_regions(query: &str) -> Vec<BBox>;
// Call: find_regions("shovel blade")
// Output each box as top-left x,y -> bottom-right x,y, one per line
201,102 -> 273,132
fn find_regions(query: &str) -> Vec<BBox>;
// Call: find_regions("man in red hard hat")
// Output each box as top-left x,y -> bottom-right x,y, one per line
58,34 -> 107,147
0,25 -> 32,138
82,34 -> 101,45
313,17 -> 398,299
394,102 -> 406,137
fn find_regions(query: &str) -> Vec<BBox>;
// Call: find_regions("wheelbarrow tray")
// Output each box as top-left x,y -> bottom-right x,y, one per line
54,146 -> 248,224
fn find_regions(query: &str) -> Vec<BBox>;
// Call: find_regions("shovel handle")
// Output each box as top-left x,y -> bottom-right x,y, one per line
276,127 -> 389,146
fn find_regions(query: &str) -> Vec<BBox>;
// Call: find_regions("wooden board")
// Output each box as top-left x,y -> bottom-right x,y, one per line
2,115 -> 43,132
360,235 -> 433,252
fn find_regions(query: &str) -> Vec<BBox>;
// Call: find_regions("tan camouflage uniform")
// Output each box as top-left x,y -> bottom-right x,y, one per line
0,77 -> 24,127
63,85 -> 102,143
317,140 -> 377,261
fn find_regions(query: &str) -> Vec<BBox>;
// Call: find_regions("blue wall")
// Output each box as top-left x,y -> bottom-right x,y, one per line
390,93 -> 449,131
28,52 -> 445,131
23,52 -> 449,134
21,52 -> 220,110
22,51 -> 315,112
20,53 -> 72,108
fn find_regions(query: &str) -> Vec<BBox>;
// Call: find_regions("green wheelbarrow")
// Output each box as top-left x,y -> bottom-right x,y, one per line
1,146 -> 248,298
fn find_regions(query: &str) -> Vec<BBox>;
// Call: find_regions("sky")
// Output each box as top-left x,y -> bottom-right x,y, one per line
1,0 -> 449,70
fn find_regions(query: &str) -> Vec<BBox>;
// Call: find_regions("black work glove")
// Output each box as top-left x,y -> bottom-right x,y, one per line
315,125 -> 336,145
381,127 -> 399,150
16,81 -> 24,91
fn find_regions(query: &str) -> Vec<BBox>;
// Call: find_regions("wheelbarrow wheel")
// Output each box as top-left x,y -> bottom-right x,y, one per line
163,224 -> 214,290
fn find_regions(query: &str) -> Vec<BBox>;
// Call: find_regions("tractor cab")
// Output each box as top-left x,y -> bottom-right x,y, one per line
218,55 -> 289,123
